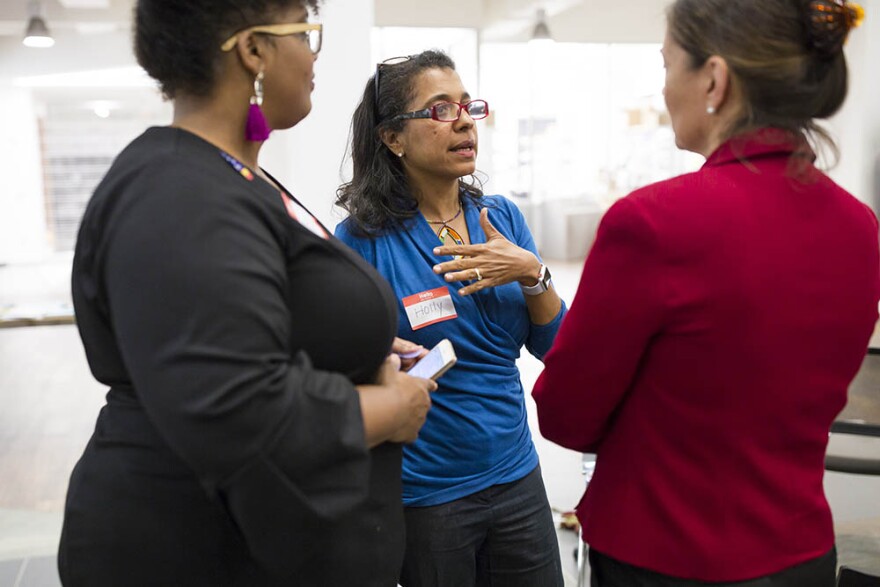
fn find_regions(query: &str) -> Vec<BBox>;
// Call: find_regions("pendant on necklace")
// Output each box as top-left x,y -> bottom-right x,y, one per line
438,225 -> 464,260
438,225 -> 464,246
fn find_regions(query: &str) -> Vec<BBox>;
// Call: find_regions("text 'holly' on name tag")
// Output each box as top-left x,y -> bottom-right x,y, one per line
403,287 -> 458,331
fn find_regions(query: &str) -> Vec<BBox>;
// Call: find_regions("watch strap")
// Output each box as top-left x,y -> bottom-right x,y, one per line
520,263 -> 551,296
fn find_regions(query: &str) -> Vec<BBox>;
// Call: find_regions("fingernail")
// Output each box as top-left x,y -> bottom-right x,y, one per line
433,248 -> 440,255
433,265 -> 441,273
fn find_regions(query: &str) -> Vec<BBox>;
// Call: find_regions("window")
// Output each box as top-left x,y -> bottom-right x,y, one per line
480,42 -> 703,210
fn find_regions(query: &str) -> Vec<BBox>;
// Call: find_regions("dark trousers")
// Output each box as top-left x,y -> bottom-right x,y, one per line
59,404 -> 405,587
399,465 -> 564,587
589,546 -> 836,587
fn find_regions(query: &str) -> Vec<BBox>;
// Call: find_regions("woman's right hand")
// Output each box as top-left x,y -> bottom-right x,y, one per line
378,354 -> 435,443
358,354 -> 435,447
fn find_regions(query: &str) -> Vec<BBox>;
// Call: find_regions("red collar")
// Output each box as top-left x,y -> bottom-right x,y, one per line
703,128 -> 814,169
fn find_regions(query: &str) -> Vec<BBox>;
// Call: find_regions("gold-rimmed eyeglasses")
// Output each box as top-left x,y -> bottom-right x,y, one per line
220,23 -> 323,55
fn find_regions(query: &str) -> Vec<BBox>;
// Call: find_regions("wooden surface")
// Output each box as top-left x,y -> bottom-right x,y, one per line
0,302 -> 75,329
839,352 -> 880,426
0,326 -> 104,511
0,317 -> 75,329
870,321 -> 880,353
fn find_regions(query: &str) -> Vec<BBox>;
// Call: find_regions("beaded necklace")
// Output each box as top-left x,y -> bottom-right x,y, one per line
219,150 -> 255,181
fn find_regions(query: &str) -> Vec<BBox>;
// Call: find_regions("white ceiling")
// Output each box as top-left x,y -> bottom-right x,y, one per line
0,0 -> 667,42
0,0 -> 131,36
376,0 -> 667,42
59,0 -> 111,8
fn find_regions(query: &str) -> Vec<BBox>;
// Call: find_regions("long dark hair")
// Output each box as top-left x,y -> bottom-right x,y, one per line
336,50 -> 484,237
667,0 -> 857,163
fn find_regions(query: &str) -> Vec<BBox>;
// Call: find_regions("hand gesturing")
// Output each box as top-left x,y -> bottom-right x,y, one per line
433,208 -> 541,296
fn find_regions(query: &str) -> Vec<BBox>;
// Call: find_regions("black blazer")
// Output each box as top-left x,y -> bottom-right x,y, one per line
60,126 -> 402,586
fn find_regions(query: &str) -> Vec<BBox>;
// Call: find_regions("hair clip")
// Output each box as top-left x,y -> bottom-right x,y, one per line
807,0 -> 865,57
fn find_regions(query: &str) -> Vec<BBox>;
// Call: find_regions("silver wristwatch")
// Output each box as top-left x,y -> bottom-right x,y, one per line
520,263 -> 552,296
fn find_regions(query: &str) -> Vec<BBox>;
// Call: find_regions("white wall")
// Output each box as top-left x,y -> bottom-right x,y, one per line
260,0 -> 374,229
546,0 -> 665,43
0,1 -> 372,262
828,0 -> 879,209
0,88 -> 50,264
0,27 -> 155,264
0,30 -> 134,79
376,0 -> 481,28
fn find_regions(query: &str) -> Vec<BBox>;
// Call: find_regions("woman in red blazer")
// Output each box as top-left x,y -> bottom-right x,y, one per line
532,0 -> 878,585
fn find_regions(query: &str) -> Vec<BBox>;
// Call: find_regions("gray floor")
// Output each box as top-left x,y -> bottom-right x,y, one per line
1,256 -> 878,586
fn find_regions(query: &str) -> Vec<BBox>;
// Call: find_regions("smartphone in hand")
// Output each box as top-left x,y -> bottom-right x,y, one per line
406,339 -> 457,381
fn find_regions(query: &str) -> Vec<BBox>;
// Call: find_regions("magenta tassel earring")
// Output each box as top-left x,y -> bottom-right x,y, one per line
245,71 -> 271,142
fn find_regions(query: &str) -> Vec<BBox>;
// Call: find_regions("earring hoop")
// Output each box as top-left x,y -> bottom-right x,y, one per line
245,70 -> 271,141
252,71 -> 265,107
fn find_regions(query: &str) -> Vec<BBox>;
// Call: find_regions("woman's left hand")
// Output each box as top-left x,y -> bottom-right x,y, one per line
433,208 -> 542,296
391,337 -> 427,371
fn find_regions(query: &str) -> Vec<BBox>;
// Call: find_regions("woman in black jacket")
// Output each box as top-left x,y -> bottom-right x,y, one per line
58,1 -> 434,585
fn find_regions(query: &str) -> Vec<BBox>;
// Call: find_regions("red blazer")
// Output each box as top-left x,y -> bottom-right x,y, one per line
533,130 -> 880,581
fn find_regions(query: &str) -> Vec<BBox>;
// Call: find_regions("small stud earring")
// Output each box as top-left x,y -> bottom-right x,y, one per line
706,105 -> 716,115
397,152 -> 404,158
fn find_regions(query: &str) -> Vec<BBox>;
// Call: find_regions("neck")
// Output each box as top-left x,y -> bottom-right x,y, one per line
413,178 -> 462,222
172,94 -> 261,169
700,129 -> 726,158
699,101 -> 741,158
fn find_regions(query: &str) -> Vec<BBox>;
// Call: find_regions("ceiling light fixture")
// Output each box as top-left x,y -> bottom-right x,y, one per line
529,8 -> 553,44
23,0 -> 55,48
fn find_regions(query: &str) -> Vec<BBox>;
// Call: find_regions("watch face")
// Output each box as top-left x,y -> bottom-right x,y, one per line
521,264 -> 551,295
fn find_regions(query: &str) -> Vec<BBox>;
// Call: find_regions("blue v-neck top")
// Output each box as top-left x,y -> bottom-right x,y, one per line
336,194 -> 566,506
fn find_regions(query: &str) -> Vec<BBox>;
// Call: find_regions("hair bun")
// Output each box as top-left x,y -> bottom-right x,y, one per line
806,0 -> 865,58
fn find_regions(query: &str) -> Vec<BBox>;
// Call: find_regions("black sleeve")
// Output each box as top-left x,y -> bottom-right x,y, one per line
101,162 -> 370,528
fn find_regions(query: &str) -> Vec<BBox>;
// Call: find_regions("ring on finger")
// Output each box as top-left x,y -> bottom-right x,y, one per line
474,267 -> 483,281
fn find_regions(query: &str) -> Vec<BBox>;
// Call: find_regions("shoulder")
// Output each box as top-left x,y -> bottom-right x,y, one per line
624,169 -> 712,211
103,128 -> 254,206
597,172 -> 712,249
614,167 -> 737,238
333,216 -> 398,263
479,194 -> 519,213
87,129 -> 289,251
597,195 -> 658,248
817,174 -> 880,230
333,216 -> 366,248
478,194 -> 527,227
862,202 -> 879,230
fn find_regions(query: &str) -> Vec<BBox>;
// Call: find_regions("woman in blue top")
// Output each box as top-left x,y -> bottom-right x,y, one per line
335,50 -> 566,587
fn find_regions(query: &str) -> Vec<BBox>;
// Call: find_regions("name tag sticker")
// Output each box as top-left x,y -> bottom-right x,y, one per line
281,194 -> 329,239
403,287 -> 458,331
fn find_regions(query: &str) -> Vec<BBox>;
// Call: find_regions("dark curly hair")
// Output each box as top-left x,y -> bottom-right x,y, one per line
135,0 -> 322,99
667,0 -> 856,161
336,50 -> 485,237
